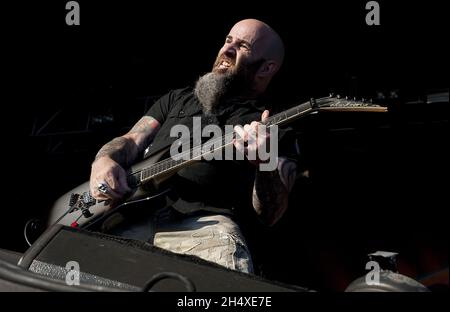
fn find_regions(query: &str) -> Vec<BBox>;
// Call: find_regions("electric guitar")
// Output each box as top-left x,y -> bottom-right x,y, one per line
47,96 -> 387,230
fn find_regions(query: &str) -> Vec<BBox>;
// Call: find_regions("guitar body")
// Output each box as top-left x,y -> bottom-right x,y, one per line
47,147 -> 175,229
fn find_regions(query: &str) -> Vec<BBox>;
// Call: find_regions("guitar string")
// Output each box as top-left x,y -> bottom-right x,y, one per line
136,97 -> 376,183
137,102 -> 313,183
59,97 -> 379,225
139,110 -> 289,180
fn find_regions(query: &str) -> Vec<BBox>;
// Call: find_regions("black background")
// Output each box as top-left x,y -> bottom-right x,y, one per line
2,0 -> 448,291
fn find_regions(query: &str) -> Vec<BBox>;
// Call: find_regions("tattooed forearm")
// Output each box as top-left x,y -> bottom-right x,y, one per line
253,170 -> 288,226
94,137 -> 139,168
252,158 -> 297,226
94,116 -> 160,167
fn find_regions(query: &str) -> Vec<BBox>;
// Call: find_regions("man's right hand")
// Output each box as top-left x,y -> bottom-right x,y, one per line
88,115 -> 160,200
90,156 -> 132,200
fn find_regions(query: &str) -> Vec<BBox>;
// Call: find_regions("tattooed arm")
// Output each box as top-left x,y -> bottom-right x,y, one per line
233,110 -> 298,226
90,116 -> 161,200
94,116 -> 160,167
252,157 -> 297,226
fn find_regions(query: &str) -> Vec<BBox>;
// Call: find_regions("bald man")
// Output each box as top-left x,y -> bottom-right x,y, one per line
89,19 -> 297,274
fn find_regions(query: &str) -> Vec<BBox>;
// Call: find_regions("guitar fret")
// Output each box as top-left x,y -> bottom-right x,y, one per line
140,100 -> 312,183
134,97 -> 385,185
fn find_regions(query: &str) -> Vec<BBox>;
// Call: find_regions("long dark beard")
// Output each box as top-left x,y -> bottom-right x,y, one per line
194,72 -> 235,115
194,58 -> 265,115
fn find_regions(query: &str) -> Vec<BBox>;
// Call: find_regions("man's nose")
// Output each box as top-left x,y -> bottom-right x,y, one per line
223,45 -> 236,59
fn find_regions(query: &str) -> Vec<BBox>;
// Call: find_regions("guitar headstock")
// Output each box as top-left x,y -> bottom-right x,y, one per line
264,94 -> 388,128
312,94 -> 388,113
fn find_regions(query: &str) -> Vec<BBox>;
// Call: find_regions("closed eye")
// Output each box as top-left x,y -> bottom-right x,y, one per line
240,42 -> 250,50
225,35 -> 251,51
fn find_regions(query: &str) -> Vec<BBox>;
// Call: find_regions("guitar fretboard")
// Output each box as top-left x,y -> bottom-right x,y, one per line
133,96 -> 385,185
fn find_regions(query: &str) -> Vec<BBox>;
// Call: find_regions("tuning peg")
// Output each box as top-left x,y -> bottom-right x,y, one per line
345,96 -> 349,100
337,94 -> 341,99
353,97 -> 357,101
329,92 -> 334,98
362,98 -> 366,103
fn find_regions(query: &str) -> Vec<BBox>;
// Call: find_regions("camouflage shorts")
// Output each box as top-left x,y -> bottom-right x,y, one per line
108,208 -> 254,274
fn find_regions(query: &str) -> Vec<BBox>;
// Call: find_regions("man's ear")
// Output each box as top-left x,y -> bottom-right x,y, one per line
257,60 -> 278,77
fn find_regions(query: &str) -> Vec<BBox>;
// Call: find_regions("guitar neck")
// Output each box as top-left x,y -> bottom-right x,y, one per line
264,101 -> 314,127
133,96 -> 386,185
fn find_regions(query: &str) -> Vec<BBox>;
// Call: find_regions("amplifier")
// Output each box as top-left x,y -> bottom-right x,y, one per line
18,225 -> 306,292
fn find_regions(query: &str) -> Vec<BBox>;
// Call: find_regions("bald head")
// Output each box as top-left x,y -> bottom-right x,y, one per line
230,19 -> 285,69
206,19 -> 285,99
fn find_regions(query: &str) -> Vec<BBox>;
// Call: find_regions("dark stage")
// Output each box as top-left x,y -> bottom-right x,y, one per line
2,1 -> 448,292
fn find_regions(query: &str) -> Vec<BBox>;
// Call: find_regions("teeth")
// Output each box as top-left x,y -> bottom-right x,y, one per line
220,61 -> 231,68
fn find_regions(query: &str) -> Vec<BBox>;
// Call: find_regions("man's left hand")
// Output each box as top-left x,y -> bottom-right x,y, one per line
233,110 -> 270,166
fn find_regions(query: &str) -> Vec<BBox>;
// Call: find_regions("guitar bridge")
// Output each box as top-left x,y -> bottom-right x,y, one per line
68,192 -> 96,218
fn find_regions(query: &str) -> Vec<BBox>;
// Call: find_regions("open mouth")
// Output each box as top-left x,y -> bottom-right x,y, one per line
215,56 -> 235,71
218,60 -> 232,69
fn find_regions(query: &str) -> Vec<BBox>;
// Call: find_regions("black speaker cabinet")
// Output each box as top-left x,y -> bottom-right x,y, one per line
17,225 -> 306,292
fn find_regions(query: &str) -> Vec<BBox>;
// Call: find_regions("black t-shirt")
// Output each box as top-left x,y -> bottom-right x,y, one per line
144,87 -> 297,216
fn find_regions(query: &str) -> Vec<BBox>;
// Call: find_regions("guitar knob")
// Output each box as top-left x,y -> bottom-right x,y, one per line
69,193 -> 79,207
82,209 -> 93,218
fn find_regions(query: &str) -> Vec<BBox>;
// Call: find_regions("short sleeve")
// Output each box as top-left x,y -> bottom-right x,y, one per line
145,91 -> 176,124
